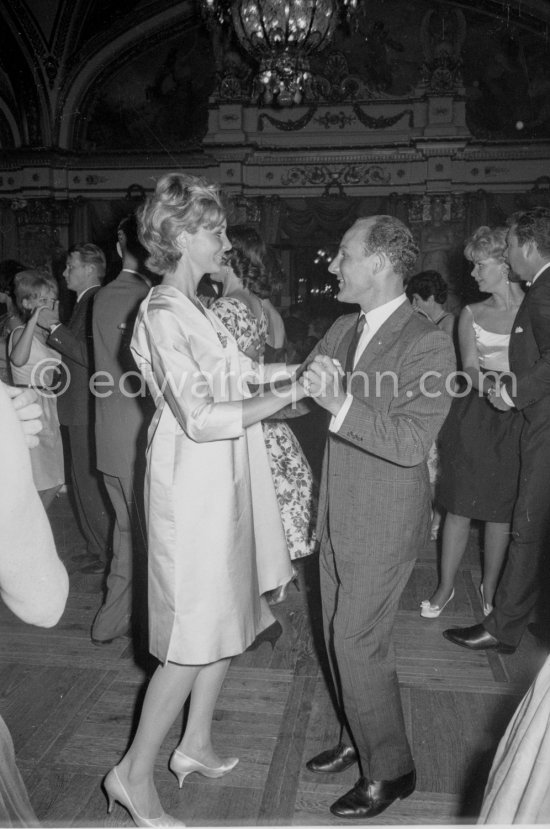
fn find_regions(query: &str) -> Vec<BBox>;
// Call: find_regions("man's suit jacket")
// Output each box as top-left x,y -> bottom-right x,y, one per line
48,285 -> 100,426
505,265 -> 550,426
309,301 -> 455,561
93,271 -> 155,479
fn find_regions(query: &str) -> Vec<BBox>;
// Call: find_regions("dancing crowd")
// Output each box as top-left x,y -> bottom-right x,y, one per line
1,175 -> 550,825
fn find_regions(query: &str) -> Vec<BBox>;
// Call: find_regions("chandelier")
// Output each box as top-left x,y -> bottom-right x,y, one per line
200,0 -> 358,106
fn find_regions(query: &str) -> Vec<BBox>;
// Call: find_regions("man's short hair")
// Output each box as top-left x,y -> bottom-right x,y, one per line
405,270 -> 448,305
507,206 -> 550,257
118,212 -> 149,261
69,243 -> 106,281
358,215 -> 419,279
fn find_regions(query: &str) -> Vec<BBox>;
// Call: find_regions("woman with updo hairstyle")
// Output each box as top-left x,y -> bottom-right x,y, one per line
9,269 -> 64,509
420,226 -> 524,620
103,173 -> 306,826
211,226 -> 317,602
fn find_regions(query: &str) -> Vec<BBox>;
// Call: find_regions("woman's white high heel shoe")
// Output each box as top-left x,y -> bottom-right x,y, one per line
169,749 -> 239,788
104,766 -> 184,827
420,589 -> 455,619
480,584 -> 493,617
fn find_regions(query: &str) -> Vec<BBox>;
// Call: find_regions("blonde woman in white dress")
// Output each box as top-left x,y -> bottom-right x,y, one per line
103,173 -> 306,827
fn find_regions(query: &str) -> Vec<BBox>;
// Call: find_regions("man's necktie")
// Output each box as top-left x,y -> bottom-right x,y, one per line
344,313 -> 366,389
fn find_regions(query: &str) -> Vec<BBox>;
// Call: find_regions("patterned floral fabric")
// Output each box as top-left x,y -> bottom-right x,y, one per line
212,295 -> 317,559
212,297 -> 268,355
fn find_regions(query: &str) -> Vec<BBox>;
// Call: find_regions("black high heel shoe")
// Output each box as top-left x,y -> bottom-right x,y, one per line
247,620 -> 283,652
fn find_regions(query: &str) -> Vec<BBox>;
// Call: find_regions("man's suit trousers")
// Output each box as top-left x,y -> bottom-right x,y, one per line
91,473 -> 146,642
485,420 -> 550,647
320,531 -> 415,781
67,424 -> 111,562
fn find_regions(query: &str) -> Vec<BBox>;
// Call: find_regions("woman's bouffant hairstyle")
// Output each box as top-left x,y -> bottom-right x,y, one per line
359,215 -> 419,278
405,270 -> 448,305
464,226 -> 508,263
138,173 -> 226,274
226,226 -> 272,298
13,269 -> 58,321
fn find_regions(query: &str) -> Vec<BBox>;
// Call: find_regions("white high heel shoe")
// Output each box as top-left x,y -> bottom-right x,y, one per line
420,589 -> 455,619
480,584 -> 493,617
104,766 -> 184,827
169,749 -> 239,788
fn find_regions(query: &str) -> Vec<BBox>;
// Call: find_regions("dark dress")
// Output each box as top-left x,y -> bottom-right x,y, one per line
438,314 -> 522,522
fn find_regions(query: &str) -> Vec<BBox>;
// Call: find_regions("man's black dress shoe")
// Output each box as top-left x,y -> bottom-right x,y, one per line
306,742 -> 358,774
330,769 -> 416,819
79,558 -> 105,575
443,623 -> 515,654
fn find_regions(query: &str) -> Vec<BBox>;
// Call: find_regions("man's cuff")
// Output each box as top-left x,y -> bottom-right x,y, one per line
329,393 -> 353,432
500,384 -> 514,408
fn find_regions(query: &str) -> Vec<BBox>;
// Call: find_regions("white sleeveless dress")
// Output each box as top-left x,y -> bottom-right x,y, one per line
9,329 -> 64,492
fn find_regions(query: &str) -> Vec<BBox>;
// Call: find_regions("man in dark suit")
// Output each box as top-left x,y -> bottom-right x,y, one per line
36,243 -> 110,574
444,206 -> 550,653
90,214 -> 155,645
300,216 -> 455,819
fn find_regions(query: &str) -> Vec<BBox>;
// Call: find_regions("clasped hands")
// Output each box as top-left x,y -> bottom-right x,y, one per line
299,355 -> 348,416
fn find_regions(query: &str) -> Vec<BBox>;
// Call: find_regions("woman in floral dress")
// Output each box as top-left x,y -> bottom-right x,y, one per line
212,230 -> 316,599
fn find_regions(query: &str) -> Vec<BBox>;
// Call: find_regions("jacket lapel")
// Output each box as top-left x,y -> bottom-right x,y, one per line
351,301 -> 413,374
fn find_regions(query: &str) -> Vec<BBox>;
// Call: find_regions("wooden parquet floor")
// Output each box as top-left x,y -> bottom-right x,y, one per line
1,492 -> 547,827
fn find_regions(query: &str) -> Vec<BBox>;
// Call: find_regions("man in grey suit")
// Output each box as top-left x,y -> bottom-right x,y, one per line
91,214 -> 155,645
301,216 -> 455,819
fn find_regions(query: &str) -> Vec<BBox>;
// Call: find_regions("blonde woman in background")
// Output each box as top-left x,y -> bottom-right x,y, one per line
421,227 -> 524,619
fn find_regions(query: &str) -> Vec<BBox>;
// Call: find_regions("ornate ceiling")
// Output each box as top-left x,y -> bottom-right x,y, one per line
1,0 -> 550,150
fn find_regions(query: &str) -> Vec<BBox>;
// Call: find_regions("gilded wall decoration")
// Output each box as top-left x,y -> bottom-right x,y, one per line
314,111 -> 356,130
352,104 -> 413,130
257,107 -> 318,132
281,165 -> 391,195
4,198 -> 69,269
